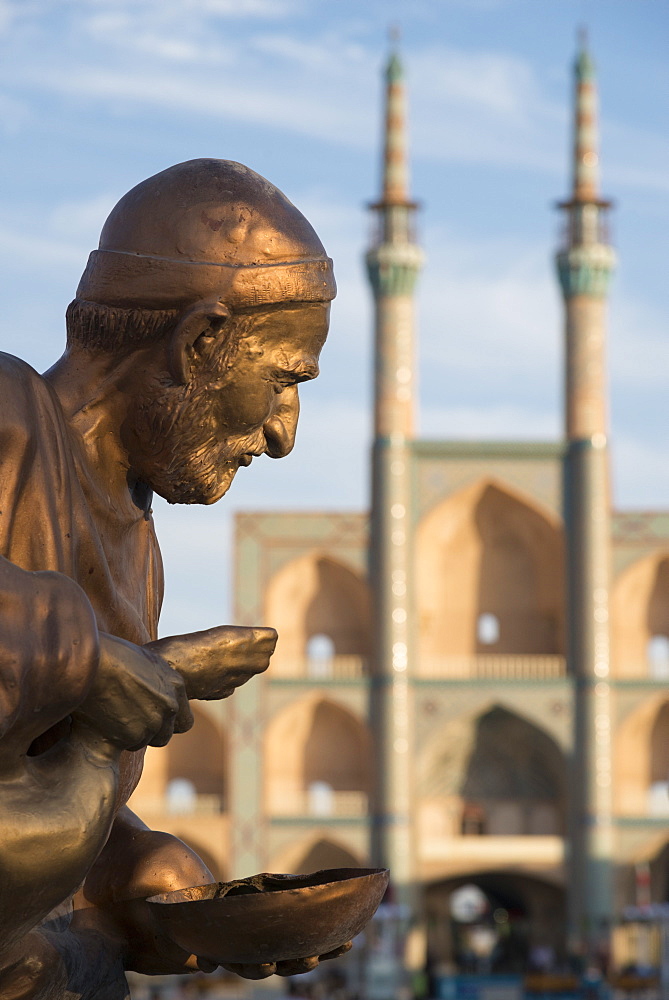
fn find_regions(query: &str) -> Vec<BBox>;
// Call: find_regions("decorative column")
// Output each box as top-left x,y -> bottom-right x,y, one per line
366,44 -> 423,909
556,35 -> 616,965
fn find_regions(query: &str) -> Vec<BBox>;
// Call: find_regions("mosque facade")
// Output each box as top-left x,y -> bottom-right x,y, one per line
130,43 -> 669,972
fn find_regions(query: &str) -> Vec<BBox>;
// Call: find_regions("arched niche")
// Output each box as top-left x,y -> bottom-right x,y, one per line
295,838 -> 363,873
264,694 -> 372,814
269,832 -> 365,874
649,704 -> 669,816
647,839 -> 669,902
612,553 -> 669,678
167,705 -> 226,804
425,872 -> 566,972
415,479 -> 564,659
265,553 -> 371,670
419,704 -> 566,836
615,695 -> 669,814
461,706 -> 566,835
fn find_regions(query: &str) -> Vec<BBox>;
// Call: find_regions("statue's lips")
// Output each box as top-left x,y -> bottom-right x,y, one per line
145,867 -> 389,966
238,454 -> 254,467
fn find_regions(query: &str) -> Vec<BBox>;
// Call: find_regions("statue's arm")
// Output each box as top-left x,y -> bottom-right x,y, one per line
0,557 -> 195,963
0,556 -> 112,957
0,558 -> 100,762
77,806 -> 217,976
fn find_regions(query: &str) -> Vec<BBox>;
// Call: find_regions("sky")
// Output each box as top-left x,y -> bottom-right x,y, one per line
0,0 -> 666,634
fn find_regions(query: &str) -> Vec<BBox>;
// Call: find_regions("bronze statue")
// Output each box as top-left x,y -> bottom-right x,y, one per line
0,159 -> 343,998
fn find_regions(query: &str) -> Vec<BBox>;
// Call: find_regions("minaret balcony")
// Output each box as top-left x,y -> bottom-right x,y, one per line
556,242 -> 616,297
558,200 -> 612,247
366,241 -> 424,296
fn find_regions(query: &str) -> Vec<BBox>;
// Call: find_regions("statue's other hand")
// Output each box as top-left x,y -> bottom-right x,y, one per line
0,930 -> 68,1000
82,819 -> 220,977
74,633 -> 193,751
222,942 -> 353,980
107,895 -> 219,977
145,625 -> 277,701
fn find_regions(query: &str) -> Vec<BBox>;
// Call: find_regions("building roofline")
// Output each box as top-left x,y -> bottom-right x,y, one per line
411,439 -> 565,459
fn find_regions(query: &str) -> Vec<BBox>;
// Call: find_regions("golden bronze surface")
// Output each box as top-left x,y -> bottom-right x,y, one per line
0,159 -> 371,999
77,158 -> 336,309
145,868 -> 389,965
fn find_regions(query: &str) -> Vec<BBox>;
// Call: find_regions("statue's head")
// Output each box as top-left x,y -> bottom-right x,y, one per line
68,159 -> 335,505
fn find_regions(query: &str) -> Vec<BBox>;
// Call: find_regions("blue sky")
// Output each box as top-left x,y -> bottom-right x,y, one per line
0,0 -> 666,633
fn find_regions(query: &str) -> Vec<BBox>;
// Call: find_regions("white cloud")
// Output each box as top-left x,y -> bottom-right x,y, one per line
0,192 -> 117,273
413,47 -> 537,120
172,0 -> 300,18
19,62 -> 370,146
0,5 -> 662,199
0,11 -> 564,170
0,0 -> 663,533
50,0 -> 299,18
0,0 -> 665,198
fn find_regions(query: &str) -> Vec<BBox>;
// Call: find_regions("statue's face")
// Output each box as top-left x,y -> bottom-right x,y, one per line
129,301 -> 329,505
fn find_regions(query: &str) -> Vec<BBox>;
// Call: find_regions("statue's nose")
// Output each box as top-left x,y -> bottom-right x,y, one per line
263,387 -> 300,458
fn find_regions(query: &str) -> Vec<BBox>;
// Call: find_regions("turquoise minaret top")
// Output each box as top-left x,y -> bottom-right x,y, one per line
366,44 -> 424,438
556,34 -> 616,302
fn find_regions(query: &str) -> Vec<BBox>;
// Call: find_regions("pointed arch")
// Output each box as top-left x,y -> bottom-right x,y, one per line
416,478 -> 564,659
295,838 -> 363,873
612,551 -> 669,678
615,694 -> 669,814
648,839 -> 669,902
652,704 -> 669,786
462,706 -> 566,834
167,705 -> 226,803
264,693 -> 371,815
419,703 -> 566,837
269,831 -> 365,875
425,871 -> 566,970
265,552 -> 371,672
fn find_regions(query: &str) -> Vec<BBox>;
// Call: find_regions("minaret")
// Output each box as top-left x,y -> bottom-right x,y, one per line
556,33 -> 616,963
366,40 -> 423,908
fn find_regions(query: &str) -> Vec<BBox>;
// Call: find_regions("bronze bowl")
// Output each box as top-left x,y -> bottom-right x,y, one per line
146,867 -> 389,965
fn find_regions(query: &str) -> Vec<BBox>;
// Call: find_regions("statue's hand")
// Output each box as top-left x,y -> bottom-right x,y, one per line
107,896 -> 219,977
0,929 -> 69,1000
74,633 -> 193,750
81,813 -> 218,976
221,943 -> 353,980
145,625 -> 277,701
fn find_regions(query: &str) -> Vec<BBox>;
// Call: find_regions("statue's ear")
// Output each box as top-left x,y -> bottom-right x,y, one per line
168,299 -> 232,385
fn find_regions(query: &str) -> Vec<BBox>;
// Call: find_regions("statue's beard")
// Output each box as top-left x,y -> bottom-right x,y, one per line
129,377 -> 266,505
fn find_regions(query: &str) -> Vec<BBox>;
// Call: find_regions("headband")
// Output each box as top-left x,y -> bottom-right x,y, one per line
76,249 -> 337,309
